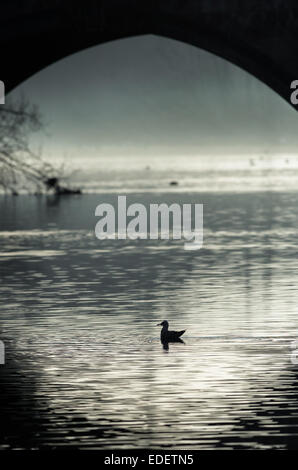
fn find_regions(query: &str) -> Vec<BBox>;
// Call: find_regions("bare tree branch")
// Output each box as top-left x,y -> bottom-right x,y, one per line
0,96 -> 81,195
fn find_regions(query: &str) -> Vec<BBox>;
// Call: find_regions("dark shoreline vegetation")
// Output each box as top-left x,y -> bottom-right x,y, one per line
6,177 -> 83,197
44,177 -> 82,196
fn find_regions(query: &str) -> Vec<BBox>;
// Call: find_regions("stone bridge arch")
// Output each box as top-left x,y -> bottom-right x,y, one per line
1,1 -> 298,108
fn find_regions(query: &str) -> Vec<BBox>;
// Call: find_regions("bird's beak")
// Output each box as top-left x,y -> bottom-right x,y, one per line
156,323 -> 161,326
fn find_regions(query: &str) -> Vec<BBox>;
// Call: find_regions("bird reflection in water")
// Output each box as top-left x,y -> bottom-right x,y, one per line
161,337 -> 185,351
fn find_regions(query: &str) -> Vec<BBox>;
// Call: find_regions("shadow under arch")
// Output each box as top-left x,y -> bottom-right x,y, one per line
1,0 -> 297,109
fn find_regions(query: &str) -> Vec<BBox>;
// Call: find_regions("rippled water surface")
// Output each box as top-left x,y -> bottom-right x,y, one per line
1,184 -> 298,449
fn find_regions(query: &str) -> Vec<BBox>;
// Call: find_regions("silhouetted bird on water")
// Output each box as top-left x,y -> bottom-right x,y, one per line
157,320 -> 185,342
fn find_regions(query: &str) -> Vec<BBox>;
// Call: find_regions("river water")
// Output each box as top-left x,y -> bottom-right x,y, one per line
1,163 -> 298,449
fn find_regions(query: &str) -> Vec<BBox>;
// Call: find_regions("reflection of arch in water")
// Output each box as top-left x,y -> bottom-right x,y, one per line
215,365 -> 298,450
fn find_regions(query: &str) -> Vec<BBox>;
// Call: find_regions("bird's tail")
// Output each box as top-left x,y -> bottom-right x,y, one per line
178,330 -> 186,337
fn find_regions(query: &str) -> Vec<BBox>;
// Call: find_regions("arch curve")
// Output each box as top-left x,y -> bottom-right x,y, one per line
1,0 -> 297,108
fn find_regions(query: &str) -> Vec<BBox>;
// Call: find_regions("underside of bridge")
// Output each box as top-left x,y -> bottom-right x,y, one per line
1,0 -> 298,108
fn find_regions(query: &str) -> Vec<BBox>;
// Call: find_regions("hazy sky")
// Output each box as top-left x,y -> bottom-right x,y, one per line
9,34 -> 298,160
